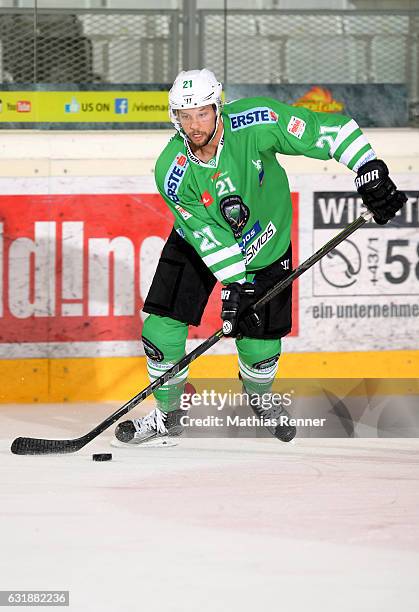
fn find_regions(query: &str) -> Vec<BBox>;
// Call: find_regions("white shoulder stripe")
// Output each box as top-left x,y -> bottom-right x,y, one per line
202,244 -> 242,267
330,119 -> 359,157
339,134 -> 369,167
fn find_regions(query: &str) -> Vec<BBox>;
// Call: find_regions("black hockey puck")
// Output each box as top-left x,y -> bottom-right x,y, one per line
92,453 -> 112,462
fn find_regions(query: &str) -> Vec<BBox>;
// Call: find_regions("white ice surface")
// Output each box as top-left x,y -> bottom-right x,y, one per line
1,403 -> 419,612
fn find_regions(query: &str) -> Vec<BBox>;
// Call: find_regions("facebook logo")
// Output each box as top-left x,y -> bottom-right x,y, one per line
114,98 -> 128,114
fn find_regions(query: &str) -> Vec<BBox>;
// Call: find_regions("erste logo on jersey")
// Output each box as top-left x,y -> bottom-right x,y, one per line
164,153 -> 189,204
229,107 -> 278,131
245,221 -> 277,264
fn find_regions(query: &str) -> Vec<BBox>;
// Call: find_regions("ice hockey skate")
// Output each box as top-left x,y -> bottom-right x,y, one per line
241,377 -> 296,442
246,393 -> 296,442
114,406 -> 185,448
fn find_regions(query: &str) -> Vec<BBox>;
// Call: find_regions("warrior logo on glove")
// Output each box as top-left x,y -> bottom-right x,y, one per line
355,159 -> 407,225
354,169 -> 380,189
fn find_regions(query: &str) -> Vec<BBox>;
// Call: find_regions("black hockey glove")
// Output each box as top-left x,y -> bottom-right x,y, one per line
355,159 -> 407,225
221,282 -> 261,337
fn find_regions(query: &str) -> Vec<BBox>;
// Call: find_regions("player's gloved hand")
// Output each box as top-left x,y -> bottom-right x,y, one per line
355,159 -> 407,225
221,282 -> 261,337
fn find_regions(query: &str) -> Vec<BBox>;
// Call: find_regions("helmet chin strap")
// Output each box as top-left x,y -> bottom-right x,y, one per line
207,110 -> 222,144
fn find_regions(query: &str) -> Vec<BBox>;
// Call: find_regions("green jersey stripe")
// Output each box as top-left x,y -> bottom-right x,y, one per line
213,260 -> 246,284
330,119 -> 359,157
332,128 -> 363,161
210,253 -> 244,274
202,244 -> 242,267
352,148 -> 377,172
339,135 -> 369,167
213,260 -> 246,281
225,273 -> 247,284
347,144 -> 375,171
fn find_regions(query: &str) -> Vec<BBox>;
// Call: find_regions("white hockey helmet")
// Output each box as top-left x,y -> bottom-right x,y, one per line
169,68 -> 223,134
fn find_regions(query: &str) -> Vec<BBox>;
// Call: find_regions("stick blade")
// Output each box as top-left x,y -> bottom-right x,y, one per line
11,437 -> 84,455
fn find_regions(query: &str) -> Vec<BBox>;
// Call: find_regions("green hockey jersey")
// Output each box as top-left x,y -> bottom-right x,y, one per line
154,96 -> 375,285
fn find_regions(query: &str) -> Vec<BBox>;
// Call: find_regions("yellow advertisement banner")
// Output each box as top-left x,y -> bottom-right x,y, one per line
0,91 -> 169,123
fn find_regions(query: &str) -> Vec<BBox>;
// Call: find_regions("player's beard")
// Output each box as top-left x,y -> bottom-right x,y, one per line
188,130 -> 212,147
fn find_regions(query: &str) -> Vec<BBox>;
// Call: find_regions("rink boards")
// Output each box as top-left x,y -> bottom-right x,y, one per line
0,130 -> 417,401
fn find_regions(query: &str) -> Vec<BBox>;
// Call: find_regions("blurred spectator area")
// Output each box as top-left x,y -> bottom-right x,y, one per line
0,4 -> 417,121
0,12 -> 96,82
0,8 -> 180,83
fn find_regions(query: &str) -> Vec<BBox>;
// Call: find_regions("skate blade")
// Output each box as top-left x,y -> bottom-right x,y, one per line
110,437 -> 179,449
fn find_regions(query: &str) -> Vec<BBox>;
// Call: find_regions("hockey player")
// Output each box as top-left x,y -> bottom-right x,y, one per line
115,69 -> 406,446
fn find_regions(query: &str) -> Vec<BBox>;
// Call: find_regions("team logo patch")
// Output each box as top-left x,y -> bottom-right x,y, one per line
245,221 -> 277,264
164,152 -> 189,204
229,107 -> 278,131
200,191 -> 214,207
220,195 -> 250,239
142,336 -> 164,362
287,116 -> 306,139
253,353 -> 280,371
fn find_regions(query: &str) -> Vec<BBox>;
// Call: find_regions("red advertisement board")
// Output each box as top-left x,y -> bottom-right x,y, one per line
0,193 -> 298,344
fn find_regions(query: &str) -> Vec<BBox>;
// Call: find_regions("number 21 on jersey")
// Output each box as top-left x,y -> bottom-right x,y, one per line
193,226 -> 222,252
216,175 -> 236,197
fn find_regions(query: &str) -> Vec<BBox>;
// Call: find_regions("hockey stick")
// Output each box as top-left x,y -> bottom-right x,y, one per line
11,210 -> 372,455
